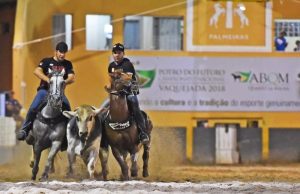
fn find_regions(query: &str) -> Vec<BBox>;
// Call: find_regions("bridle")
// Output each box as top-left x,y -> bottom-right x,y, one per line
48,70 -> 65,110
108,72 -> 133,96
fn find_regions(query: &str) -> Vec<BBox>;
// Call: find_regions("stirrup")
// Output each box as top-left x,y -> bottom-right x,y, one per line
17,130 -> 27,141
17,122 -> 32,141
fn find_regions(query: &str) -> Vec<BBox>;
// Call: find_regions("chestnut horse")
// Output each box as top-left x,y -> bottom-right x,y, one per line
99,71 -> 152,180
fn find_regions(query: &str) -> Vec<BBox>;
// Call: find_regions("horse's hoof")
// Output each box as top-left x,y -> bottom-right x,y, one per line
100,170 -> 109,181
131,171 -> 138,177
31,176 -> 36,181
39,175 -> 48,182
39,177 -> 47,182
120,175 -> 129,181
142,171 -> 149,177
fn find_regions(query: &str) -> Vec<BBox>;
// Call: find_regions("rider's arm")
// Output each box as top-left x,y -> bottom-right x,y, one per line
125,61 -> 137,80
34,67 -> 50,83
64,61 -> 75,85
65,73 -> 75,85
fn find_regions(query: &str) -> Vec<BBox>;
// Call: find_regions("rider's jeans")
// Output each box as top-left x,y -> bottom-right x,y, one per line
127,94 -> 146,131
29,89 -> 71,111
22,89 -> 71,127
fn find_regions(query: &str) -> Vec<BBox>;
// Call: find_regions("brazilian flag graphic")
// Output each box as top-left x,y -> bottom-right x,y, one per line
239,71 -> 251,82
136,69 -> 156,88
232,71 -> 251,82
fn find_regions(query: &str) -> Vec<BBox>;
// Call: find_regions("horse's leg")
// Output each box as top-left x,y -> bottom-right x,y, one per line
130,152 -> 139,178
99,147 -> 109,181
32,145 -> 42,181
29,148 -> 34,168
111,148 -> 129,180
40,141 -> 61,181
49,148 -> 55,173
50,158 -> 55,173
142,143 -> 151,177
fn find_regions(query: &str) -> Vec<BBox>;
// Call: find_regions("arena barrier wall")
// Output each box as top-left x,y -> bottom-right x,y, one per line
0,117 -> 16,164
192,124 -> 262,164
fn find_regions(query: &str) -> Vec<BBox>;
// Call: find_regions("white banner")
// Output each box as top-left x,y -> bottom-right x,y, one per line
0,93 -> 5,116
130,56 -> 300,112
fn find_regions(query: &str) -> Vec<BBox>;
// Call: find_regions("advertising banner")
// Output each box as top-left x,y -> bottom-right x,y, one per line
130,56 -> 300,112
186,0 -> 272,52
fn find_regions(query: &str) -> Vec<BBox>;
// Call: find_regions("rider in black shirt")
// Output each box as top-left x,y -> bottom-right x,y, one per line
17,42 -> 75,141
37,58 -> 74,91
107,43 -> 149,144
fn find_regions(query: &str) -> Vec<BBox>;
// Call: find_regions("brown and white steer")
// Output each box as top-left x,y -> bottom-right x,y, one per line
63,104 -> 102,179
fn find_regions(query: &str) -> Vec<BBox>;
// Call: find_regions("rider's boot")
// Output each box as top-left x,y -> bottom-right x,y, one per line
135,111 -> 150,145
16,110 -> 36,141
127,95 -> 150,145
139,129 -> 150,145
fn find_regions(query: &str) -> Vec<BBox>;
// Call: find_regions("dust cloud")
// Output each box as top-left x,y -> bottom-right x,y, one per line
0,127 -> 186,181
2,129 -> 300,183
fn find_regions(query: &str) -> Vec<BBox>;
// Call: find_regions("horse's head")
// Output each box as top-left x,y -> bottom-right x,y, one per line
48,68 -> 66,109
106,70 -> 133,96
63,105 -> 102,139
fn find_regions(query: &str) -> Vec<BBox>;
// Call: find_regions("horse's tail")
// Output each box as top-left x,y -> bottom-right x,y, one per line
141,111 -> 153,134
147,118 -> 153,134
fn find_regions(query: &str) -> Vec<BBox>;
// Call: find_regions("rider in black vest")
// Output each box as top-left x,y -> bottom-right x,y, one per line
107,43 -> 150,145
17,42 -> 75,141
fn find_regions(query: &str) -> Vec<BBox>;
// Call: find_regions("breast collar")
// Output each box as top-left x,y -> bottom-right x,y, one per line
37,112 -> 67,128
104,111 -> 134,131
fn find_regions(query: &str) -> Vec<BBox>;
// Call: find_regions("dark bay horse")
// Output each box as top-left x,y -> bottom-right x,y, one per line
28,69 -> 68,181
100,71 -> 153,180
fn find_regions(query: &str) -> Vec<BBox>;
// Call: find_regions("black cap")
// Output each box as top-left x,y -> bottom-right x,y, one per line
56,42 -> 68,53
112,43 -> 124,52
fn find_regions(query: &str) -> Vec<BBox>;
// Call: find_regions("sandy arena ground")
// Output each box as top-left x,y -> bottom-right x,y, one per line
1,128 -> 300,193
